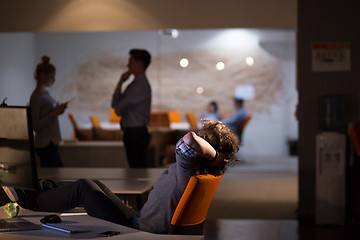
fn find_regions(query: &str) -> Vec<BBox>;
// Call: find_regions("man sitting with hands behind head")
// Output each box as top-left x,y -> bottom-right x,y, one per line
1,120 -> 239,234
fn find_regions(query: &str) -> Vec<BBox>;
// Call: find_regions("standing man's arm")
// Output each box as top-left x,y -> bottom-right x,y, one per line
114,71 -> 131,92
111,71 -> 132,114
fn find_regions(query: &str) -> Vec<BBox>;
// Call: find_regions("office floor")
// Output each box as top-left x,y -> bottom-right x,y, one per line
205,157 -> 360,240
207,155 -> 298,220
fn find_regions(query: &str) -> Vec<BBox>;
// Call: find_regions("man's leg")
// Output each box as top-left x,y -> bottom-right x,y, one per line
17,179 -> 135,227
93,180 -> 136,219
123,128 -> 150,168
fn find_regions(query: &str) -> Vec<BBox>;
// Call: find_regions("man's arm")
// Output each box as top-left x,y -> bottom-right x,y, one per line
111,71 -> 133,115
114,71 -> 131,92
182,132 -> 216,161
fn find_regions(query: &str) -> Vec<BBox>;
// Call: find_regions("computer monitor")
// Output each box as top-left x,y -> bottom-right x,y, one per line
0,106 -> 38,191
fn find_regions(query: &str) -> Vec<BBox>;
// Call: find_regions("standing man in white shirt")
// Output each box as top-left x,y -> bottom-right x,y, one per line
111,49 -> 152,168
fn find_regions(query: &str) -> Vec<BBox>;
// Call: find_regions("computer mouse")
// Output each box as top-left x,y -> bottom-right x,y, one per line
40,214 -> 62,224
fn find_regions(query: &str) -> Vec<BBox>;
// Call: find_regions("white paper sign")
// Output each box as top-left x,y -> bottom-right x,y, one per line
312,42 -> 351,72
235,84 -> 255,100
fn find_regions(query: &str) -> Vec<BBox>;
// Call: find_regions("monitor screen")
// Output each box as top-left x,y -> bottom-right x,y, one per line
0,106 -> 38,191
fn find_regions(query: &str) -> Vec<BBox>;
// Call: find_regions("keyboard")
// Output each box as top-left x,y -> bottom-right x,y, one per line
42,222 -> 90,234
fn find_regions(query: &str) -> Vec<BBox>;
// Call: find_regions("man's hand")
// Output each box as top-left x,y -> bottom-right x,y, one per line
115,71 -> 131,92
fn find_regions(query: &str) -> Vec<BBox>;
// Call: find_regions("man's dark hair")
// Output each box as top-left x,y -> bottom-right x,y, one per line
234,98 -> 244,105
197,120 -> 240,176
209,101 -> 218,112
129,49 -> 151,70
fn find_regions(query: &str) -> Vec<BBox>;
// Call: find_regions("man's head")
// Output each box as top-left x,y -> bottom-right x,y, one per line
198,120 -> 240,176
234,97 -> 244,109
128,49 -> 151,74
207,101 -> 218,113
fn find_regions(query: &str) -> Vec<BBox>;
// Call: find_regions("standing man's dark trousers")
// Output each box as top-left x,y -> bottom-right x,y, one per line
122,127 -> 151,168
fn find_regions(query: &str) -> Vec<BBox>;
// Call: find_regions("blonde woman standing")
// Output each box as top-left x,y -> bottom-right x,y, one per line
30,56 -> 67,167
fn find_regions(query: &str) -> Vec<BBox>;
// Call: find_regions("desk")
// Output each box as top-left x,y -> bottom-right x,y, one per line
37,167 -> 165,181
0,208 -> 203,240
58,141 -> 129,168
101,179 -> 155,210
37,168 -> 166,210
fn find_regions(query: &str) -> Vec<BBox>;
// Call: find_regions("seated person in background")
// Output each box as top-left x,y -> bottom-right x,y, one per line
222,97 -> 247,139
201,100 -> 222,121
1,120 -> 239,234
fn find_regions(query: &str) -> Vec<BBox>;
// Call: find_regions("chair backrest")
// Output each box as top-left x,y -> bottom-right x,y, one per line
68,112 -> 79,130
185,112 -> 198,129
241,114 -> 252,130
149,111 -> 170,127
168,110 -> 182,123
109,108 -> 121,123
90,114 -> 122,141
90,114 -> 101,129
236,114 -> 252,142
68,112 -> 93,141
170,174 -> 222,235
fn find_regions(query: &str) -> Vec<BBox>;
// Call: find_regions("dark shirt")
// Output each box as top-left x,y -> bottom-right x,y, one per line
111,74 -> 151,128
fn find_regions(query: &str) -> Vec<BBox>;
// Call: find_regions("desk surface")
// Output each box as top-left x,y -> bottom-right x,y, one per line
99,179 -> 155,194
37,168 -> 164,210
0,208 -> 202,240
37,168 -> 166,195
38,167 -> 166,181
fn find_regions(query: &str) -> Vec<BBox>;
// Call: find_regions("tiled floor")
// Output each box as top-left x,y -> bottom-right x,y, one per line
207,156 -> 298,220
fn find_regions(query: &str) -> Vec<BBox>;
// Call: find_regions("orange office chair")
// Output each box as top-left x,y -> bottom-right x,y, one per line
149,111 -> 170,127
168,110 -> 182,123
90,114 -> 101,129
68,112 -> 93,140
109,108 -> 121,123
236,114 -> 252,142
170,174 -> 222,235
89,114 -> 122,141
185,112 -> 198,130
68,111 -> 79,130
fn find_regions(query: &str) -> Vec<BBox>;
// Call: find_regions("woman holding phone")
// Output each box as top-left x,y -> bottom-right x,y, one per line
30,55 -> 67,167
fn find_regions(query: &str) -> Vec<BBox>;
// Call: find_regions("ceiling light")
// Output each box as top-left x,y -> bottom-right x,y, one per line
180,58 -> 189,68
216,61 -> 225,71
246,57 -> 254,66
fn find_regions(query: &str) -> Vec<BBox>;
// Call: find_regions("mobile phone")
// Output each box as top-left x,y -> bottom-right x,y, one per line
67,96 -> 76,103
98,231 -> 120,237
